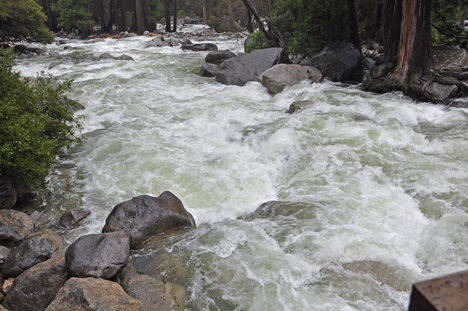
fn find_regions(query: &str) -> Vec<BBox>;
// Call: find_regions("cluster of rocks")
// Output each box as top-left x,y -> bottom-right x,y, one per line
198,46 -> 324,96
0,176 -> 196,311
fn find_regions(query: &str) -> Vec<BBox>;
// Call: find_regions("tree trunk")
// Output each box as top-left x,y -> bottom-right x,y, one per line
173,0 -> 177,32
240,0 -> 270,39
141,0 -> 151,31
95,0 -> 106,32
202,0 -> 207,24
394,0 -> 432,77
119,0 -> 127,32
346,0 -> 361,53
244,3 -> 253,33
164,0 -> 171,32
383,0 -> 402,64
136,0 -> 144,35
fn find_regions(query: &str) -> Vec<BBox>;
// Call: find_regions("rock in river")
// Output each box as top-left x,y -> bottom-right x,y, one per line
102,191 -> 196,249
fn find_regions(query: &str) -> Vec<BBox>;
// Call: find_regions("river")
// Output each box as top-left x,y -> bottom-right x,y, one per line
15,25 -> 468,310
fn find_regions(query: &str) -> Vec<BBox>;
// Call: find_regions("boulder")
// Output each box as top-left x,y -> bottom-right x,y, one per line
241,201 -> 320,221
0,210 -> 34,247
102,192 -> 196,249
65,231 -> 129,279
181,43 -> 218,52
0,177 -> 16,209
311,41 -> 363,82
2,236 -> 53,277
212,15 -> 243,33
260,64 -> 322,94
49,51 -> 60,57
286,100 -> 313,114
205,50 -> 236,65
117,266 -> 187,311
28,229 -> 63,254
427,82 -> 459,101
48,61 -> 60,70
199,63 -> 218,77
0,245 -> 10,264
15,191 -> 38,207
59,208 -> 91,229
99,52 -> 114,60
45,277 -> 144,311
2,255 -> 69,311
119,54 -> 134,61
215,48 -> 291,86
433,45 -> 468,79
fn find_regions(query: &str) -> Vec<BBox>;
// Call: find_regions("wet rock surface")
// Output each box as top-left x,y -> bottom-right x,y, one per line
59,208 -> 91,229
102,192 -> 196,249
2,255 -> 69,311
205,50 -> 236,65
65,231 -> 129,279
215,48 -> 290,86
46,277 -> 144,311
260,64 -> 322,94
0,210 -> 34,247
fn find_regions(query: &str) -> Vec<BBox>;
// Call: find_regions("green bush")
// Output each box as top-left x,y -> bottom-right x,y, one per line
207,15 -> 217,28
0,49 -> 82,187
245,31 -> 270,53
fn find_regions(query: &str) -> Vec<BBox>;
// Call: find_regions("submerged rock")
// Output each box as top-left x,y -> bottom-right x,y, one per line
260,64 -> 322,94
0,209 -> 34,247
215,48 -> 290,86
45,277 -> 144,311
102,192 -> 196,249
286,100 -> 313,114
118,266 -> 187,311
342,260 -> 412,291
65,231 -> 129,279
59,208 -> 91,229
2,255 -> 69,311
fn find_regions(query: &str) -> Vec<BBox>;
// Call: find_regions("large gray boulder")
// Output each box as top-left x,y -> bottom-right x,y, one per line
0,177 -> 16,209
102,192 -> 196,249
311,42 -> 363,82
205,50 -> 236,65
65,231 -> 129,279
0,210 -> 34,247
117,266 -> 187,311
181,43 -> 218,52
45,277 -> 144,311
2,255 -> 69,311
215,48 -> 290,86
2,236 -> 52,277
260,64 -> 322,94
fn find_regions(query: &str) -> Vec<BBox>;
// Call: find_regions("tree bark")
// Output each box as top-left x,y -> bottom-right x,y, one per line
346,0 -> 361,53
394,0 -> 432,76
383,0 -> 402,64
202,0 -> 207,24
164,0 -> 171,32
136,0 -> 144,35
240,0 -> 270,39
173,0 -> 177,32
244,3 -> 253,33
119,0 -> 127,32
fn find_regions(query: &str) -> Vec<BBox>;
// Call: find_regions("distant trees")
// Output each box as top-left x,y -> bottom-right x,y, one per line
0,0 -> 54,43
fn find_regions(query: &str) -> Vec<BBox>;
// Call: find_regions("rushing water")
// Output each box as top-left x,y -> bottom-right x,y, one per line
15,25 -> 468,310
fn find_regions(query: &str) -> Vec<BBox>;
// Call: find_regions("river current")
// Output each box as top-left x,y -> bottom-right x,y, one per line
15,25 -> 468,310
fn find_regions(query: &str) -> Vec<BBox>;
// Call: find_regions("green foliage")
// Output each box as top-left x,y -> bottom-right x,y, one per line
245,31 -> 270,53
178,10 -> 187,18
431,0 -> 468,46
56,0 -> 93,33
271,0 -> 349,55
0,0 -> 54,43
207,15 -> 217,28
0,49 -> 82,187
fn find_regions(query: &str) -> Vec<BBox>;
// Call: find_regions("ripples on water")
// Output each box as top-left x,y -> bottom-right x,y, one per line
15,26 -> 468,310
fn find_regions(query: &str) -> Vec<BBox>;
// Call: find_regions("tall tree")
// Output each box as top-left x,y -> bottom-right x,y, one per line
136,0 -> 144,34
346,0 -> 361,52
164,0 -> 171,32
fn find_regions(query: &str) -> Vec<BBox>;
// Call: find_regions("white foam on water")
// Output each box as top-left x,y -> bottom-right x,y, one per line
14,33 -> 468,310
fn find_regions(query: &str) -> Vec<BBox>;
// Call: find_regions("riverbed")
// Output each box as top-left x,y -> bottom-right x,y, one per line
15,26 -> 468,310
